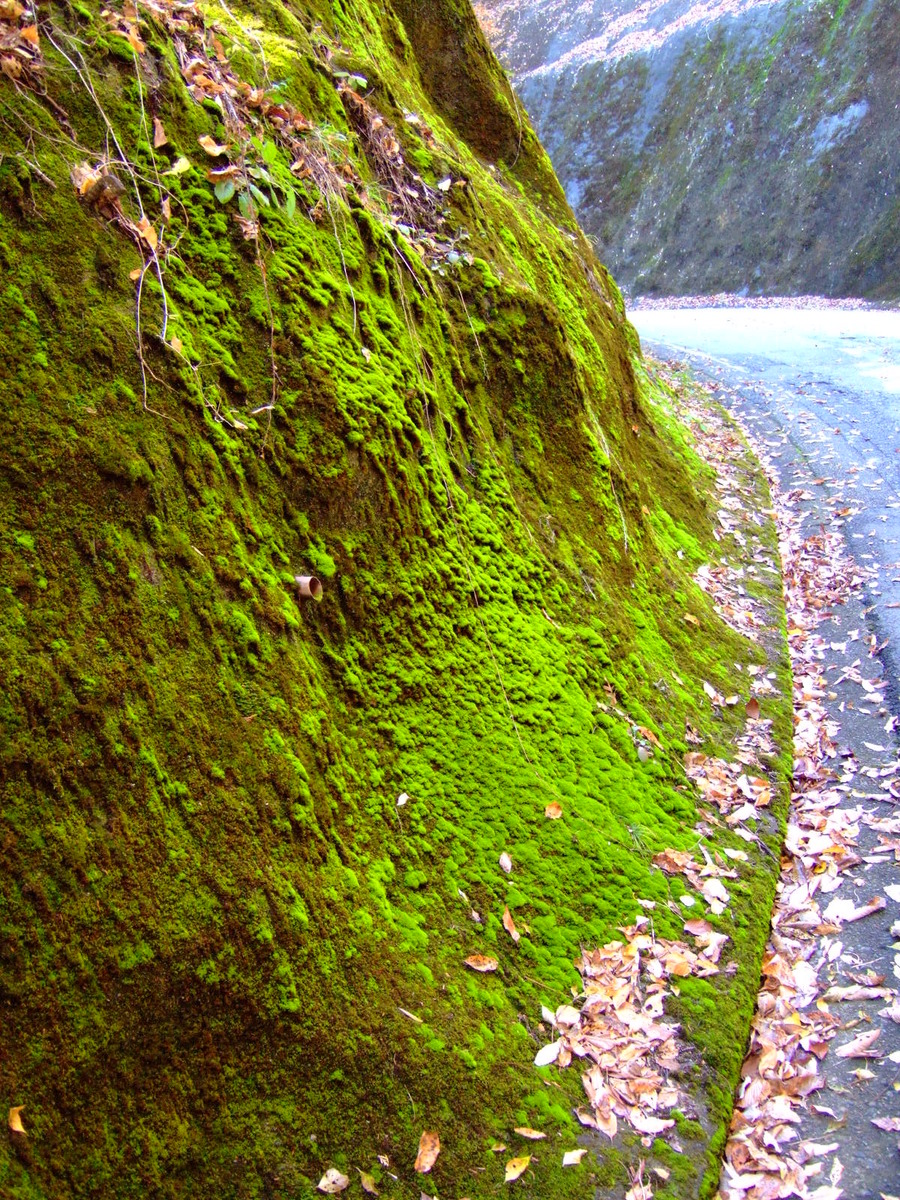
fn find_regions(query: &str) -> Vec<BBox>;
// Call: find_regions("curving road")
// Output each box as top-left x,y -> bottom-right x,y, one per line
632,304 -> 900,1199
633,305 -> 900,686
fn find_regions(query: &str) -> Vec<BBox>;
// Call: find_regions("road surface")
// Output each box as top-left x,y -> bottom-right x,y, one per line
631,303 -> 900,1200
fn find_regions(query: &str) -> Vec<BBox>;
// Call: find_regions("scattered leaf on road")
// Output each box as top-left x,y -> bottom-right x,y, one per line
835,1028 -> 881,1058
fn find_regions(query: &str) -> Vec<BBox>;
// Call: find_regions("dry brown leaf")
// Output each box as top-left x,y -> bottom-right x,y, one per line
152,117 -> 168,148
20,24 -> 38,44
414,1130 -> 440,1174
835,1028 -> 881,1058
502,906 -> 520,944
137,217 -> 158,251
8,1106 -> 25,1134
513,1127 -> 545,1140
198,134 -> 228,156
464,955 -> 497,973
822,985 -> 892,1002
129,266 -> 143,281
745,697 -> 761,719
170,335 -> 183,355
872,1116 -> 900,1132
504,1156 -> 531,1183
545,802 -> 563,820
653,848 -> 695,874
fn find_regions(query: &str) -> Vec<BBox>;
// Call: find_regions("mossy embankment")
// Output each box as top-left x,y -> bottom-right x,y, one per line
0,1 -> 788,1196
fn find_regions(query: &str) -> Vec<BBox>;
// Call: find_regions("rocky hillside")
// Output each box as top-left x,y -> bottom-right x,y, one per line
478,0 -> 900,300
1,1 -> 788,1196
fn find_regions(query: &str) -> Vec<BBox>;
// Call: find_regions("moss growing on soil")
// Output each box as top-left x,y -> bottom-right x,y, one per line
0,1 -> 788,1196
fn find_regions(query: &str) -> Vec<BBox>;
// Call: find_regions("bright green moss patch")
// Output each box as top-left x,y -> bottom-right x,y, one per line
0,1 -> 789,1197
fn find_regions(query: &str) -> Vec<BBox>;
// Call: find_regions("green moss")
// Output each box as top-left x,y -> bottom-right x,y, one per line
0,1 -> 789,1197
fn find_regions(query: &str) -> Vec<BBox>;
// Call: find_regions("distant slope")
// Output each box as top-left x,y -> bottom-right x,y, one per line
478,0 -> 900,300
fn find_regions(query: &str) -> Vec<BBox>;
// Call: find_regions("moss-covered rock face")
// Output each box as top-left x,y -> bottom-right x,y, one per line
0,1 -> 786,1196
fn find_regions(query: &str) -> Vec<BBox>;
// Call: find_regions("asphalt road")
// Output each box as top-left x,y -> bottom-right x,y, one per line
633,306 -> 900,691
631,304 -> 900,1199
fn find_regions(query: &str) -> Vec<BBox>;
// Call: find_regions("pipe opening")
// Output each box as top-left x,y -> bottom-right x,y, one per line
295,574 -> 323,601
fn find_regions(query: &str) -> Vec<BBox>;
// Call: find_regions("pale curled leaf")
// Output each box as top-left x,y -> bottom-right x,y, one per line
872,1116 -> 900,1132
513,1127 -> 545,1140
198,134 -> 228,155
8,1106 -> 25,1134
317,1169 -> 349,1194
533,1039 -> 562,1067
499,851 -> 512,874
504,1156 -> 531,1183
562,1148 -> 586,1166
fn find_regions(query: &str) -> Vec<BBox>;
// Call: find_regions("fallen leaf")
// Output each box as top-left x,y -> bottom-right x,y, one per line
198,135 -> 228,156
872,1117 -> 900,1132
170,335 -> 183,355
545,802 -> 563,819
504,1156 -> 531,1183
129,266 -> 143,281
20,24 -> 38,44
502,907 -> 520,944
414,1130 -> 440,1174
397,792 -> 409,807
835,1028 -> 881,1058
152,116 -> 168,148
562,1148 -> 586,1166
137,216 -> 158,250
317,1169 -> 349,1194
513,1127 -> 545,1140
357,1169 -> 379,1195
164,156 -> 191,175
822,985 -> 892,1002
746,697 -> 760,719
533,1039 -> 562,1067
499,851 -> 512,873
886,885 -> 900,902
464,955 -> 497,973
8,1106 -> 25,1134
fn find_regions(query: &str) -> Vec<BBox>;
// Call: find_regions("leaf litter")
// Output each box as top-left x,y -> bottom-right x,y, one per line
526,370 -> 900,1196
